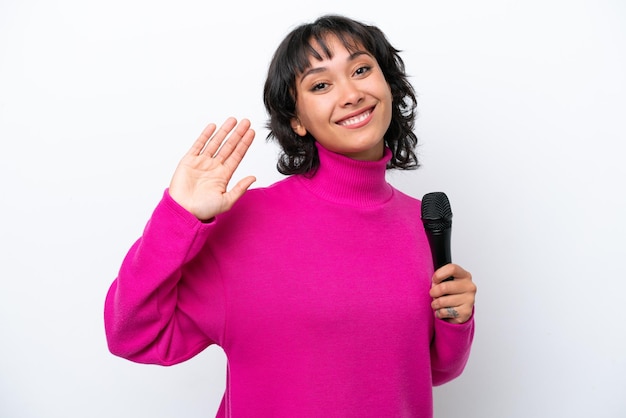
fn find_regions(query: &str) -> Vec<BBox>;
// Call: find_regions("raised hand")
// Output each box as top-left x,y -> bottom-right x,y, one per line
429,264 -> 476,324
169,117 -> 257,221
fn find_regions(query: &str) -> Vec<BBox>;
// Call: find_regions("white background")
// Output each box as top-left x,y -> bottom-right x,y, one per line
1,0 -> 625,417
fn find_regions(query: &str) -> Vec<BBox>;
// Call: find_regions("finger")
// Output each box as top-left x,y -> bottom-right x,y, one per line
432,263 -> 471,285
431,292 -> 469,311
188,123 -> 217,156
430,276 -> 476,299
219,175 -> 257,213
430,278 -> 454,299
201,117 -> 238,157
223,126 -> 255,172
435,306 -> 462,320
226,175 -> 257,203
432,264 -> 455,285
437,304 -> 473,323
436,306 -> 473,325
212,118 -> 251,161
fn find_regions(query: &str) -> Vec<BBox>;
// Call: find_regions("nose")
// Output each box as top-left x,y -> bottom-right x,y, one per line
339,80 -> 364,107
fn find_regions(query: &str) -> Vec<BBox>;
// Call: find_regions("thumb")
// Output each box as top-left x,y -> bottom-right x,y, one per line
224,176 -> 257,207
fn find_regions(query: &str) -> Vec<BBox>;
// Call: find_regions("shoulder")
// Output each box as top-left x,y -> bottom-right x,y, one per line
389,185 -> 422,207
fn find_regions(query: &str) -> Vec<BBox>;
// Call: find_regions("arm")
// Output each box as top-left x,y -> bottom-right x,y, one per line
104,192 -> 219,365
104,118 -> 256,365
429,263 -> 477,385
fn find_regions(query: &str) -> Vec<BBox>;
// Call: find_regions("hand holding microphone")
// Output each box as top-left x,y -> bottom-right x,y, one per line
421,192 -> 477,324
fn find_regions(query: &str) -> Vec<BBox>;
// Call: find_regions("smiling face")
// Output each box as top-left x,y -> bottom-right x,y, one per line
290,35 -> 393,162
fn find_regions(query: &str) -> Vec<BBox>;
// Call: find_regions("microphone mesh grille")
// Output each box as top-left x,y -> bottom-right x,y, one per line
421,192 -> 453,231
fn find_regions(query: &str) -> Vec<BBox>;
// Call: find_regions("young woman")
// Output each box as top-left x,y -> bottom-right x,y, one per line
105,14 -> 476,417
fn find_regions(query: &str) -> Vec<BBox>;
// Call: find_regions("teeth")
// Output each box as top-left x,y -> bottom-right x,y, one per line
339,110 -> 370,126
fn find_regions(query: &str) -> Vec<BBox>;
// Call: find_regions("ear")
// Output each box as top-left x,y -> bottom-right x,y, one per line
290,118 -> 307,137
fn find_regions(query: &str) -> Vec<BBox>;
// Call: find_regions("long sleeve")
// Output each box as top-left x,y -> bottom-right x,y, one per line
104,190 -> 226,365
430,311 -> 475,385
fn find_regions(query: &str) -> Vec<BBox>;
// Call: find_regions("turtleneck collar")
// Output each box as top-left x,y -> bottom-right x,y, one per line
296,142 -> 394,207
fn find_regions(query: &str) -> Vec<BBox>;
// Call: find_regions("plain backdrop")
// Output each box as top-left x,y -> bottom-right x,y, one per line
1,0 -> 625,417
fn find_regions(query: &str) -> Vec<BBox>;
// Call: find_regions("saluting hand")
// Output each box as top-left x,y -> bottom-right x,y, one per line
169,117 -> 256,221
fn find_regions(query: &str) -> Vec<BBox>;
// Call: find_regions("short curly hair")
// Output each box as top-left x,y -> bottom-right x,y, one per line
263,14 -> 419,175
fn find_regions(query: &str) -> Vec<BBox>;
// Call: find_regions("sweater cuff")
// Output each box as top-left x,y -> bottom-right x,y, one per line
161,188 -> 216,229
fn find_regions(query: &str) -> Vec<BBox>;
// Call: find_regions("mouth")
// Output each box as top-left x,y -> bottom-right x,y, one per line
336,107 -> 374,128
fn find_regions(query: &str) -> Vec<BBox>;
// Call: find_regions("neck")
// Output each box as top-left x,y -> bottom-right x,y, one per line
296,143 -> 393,207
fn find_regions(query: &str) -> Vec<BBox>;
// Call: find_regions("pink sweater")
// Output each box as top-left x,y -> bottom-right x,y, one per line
104,144 -> 474,417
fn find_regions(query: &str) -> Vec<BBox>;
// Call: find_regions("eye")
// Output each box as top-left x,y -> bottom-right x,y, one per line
354,65 -> 372,76
310,82 -> 328,92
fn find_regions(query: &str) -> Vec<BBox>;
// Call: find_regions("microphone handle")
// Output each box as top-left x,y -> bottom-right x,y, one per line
426,228 -> 453,281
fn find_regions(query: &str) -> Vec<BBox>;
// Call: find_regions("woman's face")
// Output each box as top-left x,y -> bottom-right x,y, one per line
291,35 -> 393,161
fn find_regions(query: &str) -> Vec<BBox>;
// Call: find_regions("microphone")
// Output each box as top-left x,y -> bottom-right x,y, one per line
421,192 -> 453,280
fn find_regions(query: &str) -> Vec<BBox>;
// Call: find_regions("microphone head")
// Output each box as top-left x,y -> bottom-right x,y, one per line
421,192 -> 453,233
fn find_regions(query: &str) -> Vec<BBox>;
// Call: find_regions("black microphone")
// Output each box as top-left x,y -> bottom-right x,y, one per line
421,192 -> 453,280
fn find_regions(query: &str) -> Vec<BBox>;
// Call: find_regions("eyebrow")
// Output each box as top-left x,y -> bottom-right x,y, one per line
298,50 -> 373,85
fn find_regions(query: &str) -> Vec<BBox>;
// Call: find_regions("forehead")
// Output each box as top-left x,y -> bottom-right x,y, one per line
310,33 -> 363,57
295,33 -> 369,73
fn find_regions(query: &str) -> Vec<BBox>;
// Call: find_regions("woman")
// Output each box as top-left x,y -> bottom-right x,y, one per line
105,14 -> 476,417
